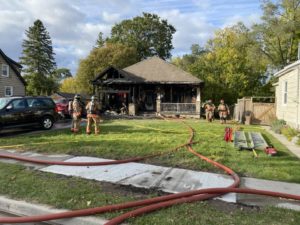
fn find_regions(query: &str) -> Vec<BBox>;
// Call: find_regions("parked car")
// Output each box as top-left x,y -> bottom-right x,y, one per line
0,96 -> 59,132
54,98 -> 70,119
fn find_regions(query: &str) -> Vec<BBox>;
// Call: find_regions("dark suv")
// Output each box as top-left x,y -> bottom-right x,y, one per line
0,96 -> 59,131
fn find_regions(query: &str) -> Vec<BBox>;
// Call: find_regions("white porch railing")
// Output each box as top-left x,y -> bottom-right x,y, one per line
160,103 -> 196,114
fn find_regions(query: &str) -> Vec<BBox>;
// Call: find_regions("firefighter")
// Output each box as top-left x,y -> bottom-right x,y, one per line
204,100 -> 215,122
71,94 -> 83,133
68,99 -> 74,131
218,99 -> 230,124
86,96 -> 101,135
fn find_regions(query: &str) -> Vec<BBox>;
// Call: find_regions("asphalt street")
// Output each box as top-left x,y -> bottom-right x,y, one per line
0,119 -> 71,138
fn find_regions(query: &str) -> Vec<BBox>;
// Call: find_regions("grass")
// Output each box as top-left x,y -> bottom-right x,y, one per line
0,162 -> 299,225
1,119 -> 299,183
281,126 -> 298,141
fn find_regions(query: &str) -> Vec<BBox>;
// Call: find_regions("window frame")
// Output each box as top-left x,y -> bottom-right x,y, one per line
1,64 -> 9,77
4,86 -> 13,97
282,81 -> 288,105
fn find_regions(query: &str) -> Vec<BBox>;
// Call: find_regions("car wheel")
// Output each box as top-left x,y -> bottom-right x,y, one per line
41,116 -> 54,130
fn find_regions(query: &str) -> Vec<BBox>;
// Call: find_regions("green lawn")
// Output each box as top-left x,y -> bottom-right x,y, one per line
1,119 -> 299,182
0,119 -> 300,224
0,162 -> 299,225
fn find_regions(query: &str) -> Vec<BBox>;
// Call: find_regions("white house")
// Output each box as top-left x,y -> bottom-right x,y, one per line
274,60 -> 300,129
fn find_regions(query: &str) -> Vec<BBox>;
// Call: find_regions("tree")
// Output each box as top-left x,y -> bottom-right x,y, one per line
177,23 -> 268,104
75,43 -> 139,94
253,0 -> 300,68
108,12 -> 176,60
20,19 -> 56,95
172,44 -> 206,71
94,32 -> 105,48
59,77 -> 78,93
53,68 -> 72,81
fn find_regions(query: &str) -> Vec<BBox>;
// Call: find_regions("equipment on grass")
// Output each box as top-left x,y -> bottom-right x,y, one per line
265,146 -> 277,156
233,130 -> 277,156
224,127 -> 233,142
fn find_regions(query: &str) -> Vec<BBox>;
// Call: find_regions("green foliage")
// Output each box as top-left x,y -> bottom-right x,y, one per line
281,125 -> 298,141
185,23 -> 268,104
172,0 -> 300,103
59,77 -> 78,93
53,68 -> 72,82
94,32 -> 105,49
75,43 -> 139,94
172,44 -> 206,71
253,0 -> 300,68
20,19 -> 57,95
108,12 -> 176,60
271,119 -> 286,134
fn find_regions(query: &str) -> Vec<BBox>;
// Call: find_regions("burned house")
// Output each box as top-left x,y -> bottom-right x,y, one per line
92,57 -> 204,117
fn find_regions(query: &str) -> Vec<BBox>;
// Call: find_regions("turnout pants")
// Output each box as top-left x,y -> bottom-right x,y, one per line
206,111 -> 213,122
219,111 -> 228,123
86,114 -> 100,134
72,113 -> 82,132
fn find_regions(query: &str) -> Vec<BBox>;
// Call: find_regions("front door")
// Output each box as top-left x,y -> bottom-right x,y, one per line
144,91 -> 156,111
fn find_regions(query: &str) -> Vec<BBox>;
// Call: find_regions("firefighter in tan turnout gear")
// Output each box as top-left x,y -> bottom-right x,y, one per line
70,94 -> 83,133
86,96 -> 101,135
217,99 -> 230,124
203,100 -> 215,122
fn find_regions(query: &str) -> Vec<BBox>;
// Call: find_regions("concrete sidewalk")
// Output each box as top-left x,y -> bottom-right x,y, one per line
0,195 -> 107,225
1,149 -> 299,212
262,126 -> 300,158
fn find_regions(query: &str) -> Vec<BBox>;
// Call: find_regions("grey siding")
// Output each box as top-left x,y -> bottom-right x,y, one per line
0,55 -> 25,97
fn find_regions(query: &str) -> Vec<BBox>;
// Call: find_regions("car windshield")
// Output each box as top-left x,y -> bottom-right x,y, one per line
0,98 -> 10,109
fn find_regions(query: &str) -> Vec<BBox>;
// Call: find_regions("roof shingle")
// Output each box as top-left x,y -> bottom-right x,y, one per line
122,56 -> 203,84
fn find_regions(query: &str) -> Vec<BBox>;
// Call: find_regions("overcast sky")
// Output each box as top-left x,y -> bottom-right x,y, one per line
0,0 -> 262,74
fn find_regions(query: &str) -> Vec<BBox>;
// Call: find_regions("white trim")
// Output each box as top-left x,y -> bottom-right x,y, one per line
274,60 -> 300,78
4,86 -> 13,97
1,64 -> 9,77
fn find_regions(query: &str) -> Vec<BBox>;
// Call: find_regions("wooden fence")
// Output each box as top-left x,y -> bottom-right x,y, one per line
233,97 -> 276,125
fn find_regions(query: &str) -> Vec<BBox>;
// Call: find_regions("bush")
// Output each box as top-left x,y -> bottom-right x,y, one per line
271,119 -> 286,134
281,125 -> 298,141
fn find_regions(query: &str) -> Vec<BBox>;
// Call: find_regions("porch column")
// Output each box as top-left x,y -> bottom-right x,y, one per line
156,90 -> 161,114
196,86 -> 201,117
128,86 -> 137,116
132,86 -> 136,103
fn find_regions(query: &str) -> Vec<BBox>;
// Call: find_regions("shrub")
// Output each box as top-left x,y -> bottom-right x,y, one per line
281,125 -> 298,141
271,119 -> 286,134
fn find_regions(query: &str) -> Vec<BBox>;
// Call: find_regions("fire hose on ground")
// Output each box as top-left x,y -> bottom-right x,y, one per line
0,120 -> 299,224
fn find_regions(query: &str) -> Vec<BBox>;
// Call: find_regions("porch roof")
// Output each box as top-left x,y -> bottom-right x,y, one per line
92,57 -> 203,85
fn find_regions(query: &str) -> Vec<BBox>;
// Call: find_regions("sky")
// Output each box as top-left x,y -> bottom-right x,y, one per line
0,0 -> 262,74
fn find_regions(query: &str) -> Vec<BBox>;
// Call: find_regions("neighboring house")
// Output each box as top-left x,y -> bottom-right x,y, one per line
274,60 -> 300,129
92,56 -> 204,117
51,92 -> 76,103
0,49 -> 26,97
51,92 -> 90,103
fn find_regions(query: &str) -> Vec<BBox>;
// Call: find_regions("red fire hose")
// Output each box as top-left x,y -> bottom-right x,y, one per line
0,120 -> 299,225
